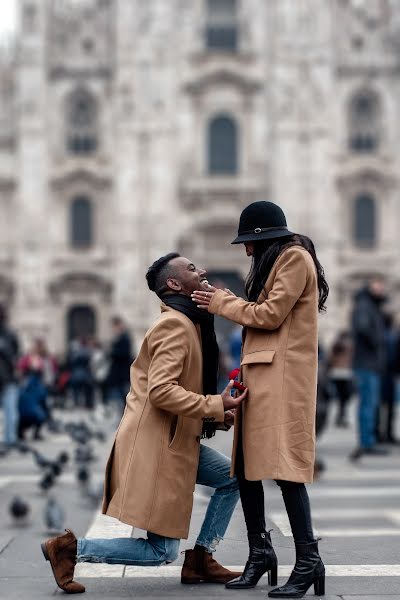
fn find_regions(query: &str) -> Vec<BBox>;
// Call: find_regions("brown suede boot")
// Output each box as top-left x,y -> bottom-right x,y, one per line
181,545 -> 242,584
41,529 -> 85,594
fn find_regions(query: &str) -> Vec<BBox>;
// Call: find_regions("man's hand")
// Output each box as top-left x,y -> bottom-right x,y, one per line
224,410 -> 235,428
221,380 -> 247,411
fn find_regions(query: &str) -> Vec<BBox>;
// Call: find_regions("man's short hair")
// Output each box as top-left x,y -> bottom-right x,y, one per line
146,253 -> 180,299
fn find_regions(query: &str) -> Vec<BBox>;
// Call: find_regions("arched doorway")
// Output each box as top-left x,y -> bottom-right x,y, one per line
67,305 -> 96,342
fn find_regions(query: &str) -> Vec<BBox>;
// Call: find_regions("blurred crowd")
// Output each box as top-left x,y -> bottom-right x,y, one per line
0,310 -> 134,453
1,275 -> 400,469
316,276 -> 400,467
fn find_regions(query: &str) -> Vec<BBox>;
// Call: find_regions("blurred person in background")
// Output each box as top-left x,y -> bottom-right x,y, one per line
327,331 -> 354,428
89,338 -> 110,408
52,356 -> 71,409
193,201 -> 329,599
350,277 -> 388,461
18,355 -> 49,441
0,304 -> 20,452
67,338 -> 94,410
376,313 -> 400,445
18,337 -> 58,391
314,343 -> 334,479
217,347 -> 231,393
106,316 -> 134,411
229,324 -> 243,371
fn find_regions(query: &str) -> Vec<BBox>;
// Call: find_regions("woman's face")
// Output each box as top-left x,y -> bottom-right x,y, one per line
244,242 -> 254,257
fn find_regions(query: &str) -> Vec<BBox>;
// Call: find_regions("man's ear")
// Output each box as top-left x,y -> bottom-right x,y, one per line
166,278 -> 182,292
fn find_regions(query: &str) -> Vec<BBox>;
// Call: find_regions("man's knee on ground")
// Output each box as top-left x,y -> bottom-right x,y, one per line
165,539 -> 180,563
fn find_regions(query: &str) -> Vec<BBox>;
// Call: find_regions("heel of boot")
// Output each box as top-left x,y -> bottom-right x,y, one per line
41,542 -> 49,561
268,564 -> 278,586
314,573 -> 325,596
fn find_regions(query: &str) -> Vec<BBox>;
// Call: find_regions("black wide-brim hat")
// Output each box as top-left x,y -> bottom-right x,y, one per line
231,200 -> 294,244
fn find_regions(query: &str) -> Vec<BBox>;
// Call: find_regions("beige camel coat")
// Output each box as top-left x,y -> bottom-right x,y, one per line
209,246 -> 318,484
102,304 -> 224,539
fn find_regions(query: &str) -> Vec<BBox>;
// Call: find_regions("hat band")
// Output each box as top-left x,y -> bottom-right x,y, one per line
240,226 -> 288,235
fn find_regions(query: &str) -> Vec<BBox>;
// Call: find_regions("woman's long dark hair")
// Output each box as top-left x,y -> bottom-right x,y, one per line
245,234 -> 329,312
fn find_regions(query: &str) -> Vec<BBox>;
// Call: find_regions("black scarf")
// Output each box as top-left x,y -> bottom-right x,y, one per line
162,294 -> 220,439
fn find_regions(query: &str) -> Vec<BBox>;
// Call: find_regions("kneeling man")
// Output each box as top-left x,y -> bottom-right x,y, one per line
42,253 -> 246,593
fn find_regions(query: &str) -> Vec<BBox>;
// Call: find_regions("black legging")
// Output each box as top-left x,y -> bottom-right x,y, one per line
235,428 -> 315,544
331,378 -> 353,423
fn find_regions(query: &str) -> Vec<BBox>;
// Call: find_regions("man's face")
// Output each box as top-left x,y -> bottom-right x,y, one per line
111,321 -> 123,335
166,257 -> 209,296
369,278 -> 385,299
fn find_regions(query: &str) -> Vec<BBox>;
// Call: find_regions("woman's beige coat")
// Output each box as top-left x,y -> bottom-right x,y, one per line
209,246 -> 318,484
102,304 -> 224,539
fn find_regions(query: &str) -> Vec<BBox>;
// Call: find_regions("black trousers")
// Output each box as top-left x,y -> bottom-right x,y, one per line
235,430 -> 315,544
376,374 -> 396,441
331,378 -> 353,423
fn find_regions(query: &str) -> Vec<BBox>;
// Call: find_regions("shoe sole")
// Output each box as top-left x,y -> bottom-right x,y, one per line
268,594 -> 309,599
225,584 -> 257,589
181,578 -> 238,584
41,542 -> 50,561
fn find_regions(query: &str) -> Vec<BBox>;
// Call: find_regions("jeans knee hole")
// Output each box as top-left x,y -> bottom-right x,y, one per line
78,555 -> 103,563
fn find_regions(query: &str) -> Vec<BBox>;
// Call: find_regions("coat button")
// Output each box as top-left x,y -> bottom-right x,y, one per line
196,436 -> 200,442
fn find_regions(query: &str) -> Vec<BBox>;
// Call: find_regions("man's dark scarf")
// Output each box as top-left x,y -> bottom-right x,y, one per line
162,294 -> 220,439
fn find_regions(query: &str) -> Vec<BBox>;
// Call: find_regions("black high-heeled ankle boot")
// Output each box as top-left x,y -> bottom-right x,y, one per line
268,539 -> 325,598
226,531 -> 278,589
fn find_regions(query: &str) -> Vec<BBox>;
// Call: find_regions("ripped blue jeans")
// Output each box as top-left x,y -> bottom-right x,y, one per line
77,443 -> 239,565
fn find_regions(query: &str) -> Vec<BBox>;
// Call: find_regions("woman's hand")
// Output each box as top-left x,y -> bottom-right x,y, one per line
192,286 -> 236,310
191,285 -> 217,310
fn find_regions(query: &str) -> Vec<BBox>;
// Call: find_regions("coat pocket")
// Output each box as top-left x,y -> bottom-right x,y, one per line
168,415 -> 183,451
241,350 -> 276,365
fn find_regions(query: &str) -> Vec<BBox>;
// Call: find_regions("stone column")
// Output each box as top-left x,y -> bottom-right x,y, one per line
15,0 -> 50,350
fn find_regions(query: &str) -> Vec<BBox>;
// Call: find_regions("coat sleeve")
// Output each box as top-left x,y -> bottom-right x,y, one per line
208,248 -> 310,330
147,316 -> 224,421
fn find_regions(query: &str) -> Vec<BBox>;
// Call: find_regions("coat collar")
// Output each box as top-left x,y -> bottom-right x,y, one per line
159,302 -> 202,336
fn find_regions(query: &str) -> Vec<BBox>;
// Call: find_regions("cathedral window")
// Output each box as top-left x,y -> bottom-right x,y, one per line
348,91 -> 380,153
66,89 -> 98,155
208,115 -> 238,175
22,4 -> 37,34
70,196 -> 93,248
353,194 -> 376,248
206,0 -> 238,52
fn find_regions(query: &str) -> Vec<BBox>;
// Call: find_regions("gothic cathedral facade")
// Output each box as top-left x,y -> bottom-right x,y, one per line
0,0 -> 399,351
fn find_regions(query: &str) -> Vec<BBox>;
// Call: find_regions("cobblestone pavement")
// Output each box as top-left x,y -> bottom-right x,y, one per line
1,401 -> 400,599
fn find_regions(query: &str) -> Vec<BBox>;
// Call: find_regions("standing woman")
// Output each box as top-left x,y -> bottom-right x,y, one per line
192,201 -> 329,599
